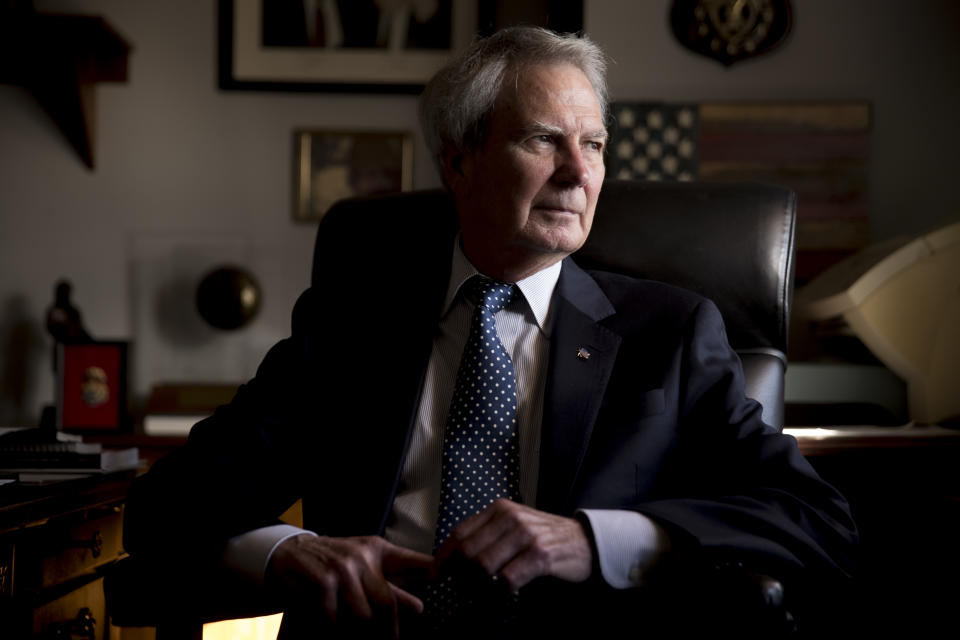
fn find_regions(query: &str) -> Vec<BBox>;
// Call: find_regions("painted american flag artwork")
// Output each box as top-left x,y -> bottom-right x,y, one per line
607,101 -> 870,282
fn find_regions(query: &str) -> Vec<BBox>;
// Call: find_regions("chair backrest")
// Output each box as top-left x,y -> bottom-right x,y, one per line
574,180 -> 797,429
314,180 -> 797,429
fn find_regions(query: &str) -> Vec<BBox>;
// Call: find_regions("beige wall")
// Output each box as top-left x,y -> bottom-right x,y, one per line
1,0 -> 958,423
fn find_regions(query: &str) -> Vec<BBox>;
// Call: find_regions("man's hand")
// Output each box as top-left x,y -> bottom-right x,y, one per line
266,534 -> 433,637
435,499 -> 594,593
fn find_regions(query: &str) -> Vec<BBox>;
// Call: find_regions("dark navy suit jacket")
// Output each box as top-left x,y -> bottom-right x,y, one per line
124,201 -> 856,630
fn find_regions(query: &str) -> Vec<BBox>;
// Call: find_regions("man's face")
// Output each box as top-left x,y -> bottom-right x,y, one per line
447,63 -> 607,280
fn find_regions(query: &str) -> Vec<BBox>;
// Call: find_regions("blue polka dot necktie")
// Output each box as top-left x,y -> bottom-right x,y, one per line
435,276 -> 521,546
424,276 -> 521,632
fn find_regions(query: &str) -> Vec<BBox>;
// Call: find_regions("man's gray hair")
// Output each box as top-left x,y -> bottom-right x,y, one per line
419,26 -> 608,173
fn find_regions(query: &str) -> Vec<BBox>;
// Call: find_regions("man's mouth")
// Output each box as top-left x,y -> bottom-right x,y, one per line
534,204 -> 581,215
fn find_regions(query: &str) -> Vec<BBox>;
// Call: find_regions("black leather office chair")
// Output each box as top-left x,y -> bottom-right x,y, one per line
574,180 -> 799,634
577,179 -> 796,430
108,180 -> 800,637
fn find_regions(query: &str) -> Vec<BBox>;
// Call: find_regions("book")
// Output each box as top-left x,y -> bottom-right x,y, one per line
0,439 -> 102,454
0,446 -> 139,474
142,414 -> 206,437
0,426 -> 84,444
140,383 -> 234,437
0,428 -> 138,473
15,472 -> 96,485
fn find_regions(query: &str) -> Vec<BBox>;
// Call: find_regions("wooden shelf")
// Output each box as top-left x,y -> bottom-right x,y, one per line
0,10 -> 131,169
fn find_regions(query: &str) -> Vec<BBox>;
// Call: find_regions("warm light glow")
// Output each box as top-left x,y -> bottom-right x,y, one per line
203,614 -> 283,640
783,427 -> 844,440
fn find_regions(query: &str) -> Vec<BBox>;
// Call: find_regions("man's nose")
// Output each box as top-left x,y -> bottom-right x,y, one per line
553,144 -> 591,187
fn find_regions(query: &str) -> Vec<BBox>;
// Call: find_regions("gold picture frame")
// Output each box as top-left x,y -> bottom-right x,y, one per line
293,130 -> 413,222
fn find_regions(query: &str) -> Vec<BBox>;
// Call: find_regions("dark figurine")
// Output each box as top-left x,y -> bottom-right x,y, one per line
46,280 -> 91,343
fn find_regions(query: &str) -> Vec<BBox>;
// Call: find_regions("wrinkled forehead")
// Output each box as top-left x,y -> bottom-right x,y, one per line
490,62 -> 605,129
499,61 -> 601,105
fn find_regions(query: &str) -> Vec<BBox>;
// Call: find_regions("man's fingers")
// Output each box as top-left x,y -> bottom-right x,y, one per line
360,568 -> 403,640
435,500 -> 594,590
434,502 -> 505,563
469,522 -> 536,583
495,512 -> 593,590
318,571 -> 340,623
437,499 -> 524,566
338,562 -> 376,620
380,541 -> 435,583
390,583 -> 425,614
495,544 -> 549,592
266,533 -> 424,635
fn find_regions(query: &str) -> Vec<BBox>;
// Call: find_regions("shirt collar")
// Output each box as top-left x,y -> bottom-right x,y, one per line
442,237 -> 562,334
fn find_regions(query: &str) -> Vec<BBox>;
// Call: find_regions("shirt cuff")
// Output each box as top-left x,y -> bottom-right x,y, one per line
578,509 -> 672,589
221,524 -> 318,585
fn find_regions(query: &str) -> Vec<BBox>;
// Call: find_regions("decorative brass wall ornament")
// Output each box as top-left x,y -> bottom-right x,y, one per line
670,0 -> 792,66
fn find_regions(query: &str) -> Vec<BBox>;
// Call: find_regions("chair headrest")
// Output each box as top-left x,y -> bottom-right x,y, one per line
575,180 -> 796,354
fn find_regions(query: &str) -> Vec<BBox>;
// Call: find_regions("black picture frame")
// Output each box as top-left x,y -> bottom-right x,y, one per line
476,0 -> 584,37
218,0 -> 584,93
218,0 -> 479,93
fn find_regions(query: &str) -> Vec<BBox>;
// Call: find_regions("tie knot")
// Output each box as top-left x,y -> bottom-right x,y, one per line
469,277 -> 516,314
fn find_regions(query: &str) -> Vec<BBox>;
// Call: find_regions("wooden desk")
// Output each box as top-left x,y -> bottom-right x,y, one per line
11,426 -> 955,637
0,470 -> 136,639
786,424 -> 960,456
787,425 -> 960,636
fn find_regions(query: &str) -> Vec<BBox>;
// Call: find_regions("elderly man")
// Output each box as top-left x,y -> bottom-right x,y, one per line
124,26 -> 856,638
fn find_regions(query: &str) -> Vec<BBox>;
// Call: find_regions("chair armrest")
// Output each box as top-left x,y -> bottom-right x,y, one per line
696,562 -> 797,636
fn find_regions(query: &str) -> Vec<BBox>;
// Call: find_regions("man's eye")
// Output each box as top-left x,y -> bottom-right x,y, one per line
585,140 -> 604,152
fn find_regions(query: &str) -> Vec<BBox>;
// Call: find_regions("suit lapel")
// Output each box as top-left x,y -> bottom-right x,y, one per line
315,199 -> 458,536
537,259 -> 621,514
368,213 -> 459,534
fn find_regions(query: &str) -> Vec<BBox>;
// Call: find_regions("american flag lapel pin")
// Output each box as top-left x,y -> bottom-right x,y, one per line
577,347 -> 591,360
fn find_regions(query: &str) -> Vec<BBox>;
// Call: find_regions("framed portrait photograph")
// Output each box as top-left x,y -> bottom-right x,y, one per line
56,342 -> 128,432
219,0 -> 479,92
293,129 -> 413,222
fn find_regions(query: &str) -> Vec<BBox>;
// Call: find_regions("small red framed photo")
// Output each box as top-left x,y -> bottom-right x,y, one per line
56,341 -> 129,432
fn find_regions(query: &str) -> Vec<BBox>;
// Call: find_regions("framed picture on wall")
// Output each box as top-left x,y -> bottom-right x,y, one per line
219,0 -> 479,92
293,129 -> 413,222
56,341 -> 128,432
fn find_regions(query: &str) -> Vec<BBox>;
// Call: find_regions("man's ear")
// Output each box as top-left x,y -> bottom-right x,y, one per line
441,149 -> 468,191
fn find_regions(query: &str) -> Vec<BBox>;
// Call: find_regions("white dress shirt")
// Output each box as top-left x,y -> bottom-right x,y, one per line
223,242 -> 670,589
